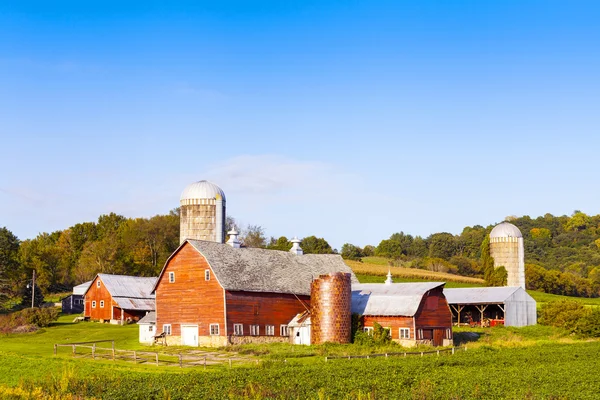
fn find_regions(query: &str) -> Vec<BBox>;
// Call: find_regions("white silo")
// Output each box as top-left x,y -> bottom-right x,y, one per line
179,180 -> 226,244
489,222 -> 525,289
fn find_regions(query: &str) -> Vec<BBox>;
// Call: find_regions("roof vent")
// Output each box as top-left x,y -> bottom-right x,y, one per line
290,237 -> 303,255
227,227 -> 241,249
384,269 -> 393,285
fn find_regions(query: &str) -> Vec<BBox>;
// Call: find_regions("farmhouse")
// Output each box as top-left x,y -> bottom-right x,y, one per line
352,281 -> 453,347
84,274 -> 156,324
152,238 -> 356,346
444,286 -> 537,327
61,280 -> 91,314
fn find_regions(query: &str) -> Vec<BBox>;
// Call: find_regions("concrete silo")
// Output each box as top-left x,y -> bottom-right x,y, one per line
489,222 -> 525,289
310,272 -> 352,344
179,180 -> 226,244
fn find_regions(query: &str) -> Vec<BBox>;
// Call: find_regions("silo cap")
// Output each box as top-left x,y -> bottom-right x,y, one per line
180,180 -> 226,202
490,222 -> 523,238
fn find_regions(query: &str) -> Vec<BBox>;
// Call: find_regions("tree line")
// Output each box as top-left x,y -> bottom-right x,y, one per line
340,211 -> 600,297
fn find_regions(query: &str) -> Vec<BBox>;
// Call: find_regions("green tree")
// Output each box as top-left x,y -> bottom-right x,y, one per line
565,211 -> 591,232
241,225 -> 267,248
301,236 -> 333,254
0,227 -> 20,299
266,236 -> 292,251
427,233 -> 457,260
341,243 -> 363,261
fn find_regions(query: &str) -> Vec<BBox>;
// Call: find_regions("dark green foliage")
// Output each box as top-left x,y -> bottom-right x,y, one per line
266,236 -> 292,251
539,300 -> 600,337
21,284 -> 44,308
0,307 -> 60,333
341,243 -> 364,261
300,236 -> 333,254
0,227 -> 20,300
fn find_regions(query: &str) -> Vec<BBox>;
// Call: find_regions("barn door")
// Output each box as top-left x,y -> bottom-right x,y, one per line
433,329 -> 444,346
181,325 -> 198,347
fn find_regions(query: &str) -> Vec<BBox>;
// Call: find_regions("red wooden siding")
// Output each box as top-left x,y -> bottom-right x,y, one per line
84,276 -> 113,320
362,315 -> 414,339
155,243 -> 225,336
225,291 -> 310,336
414,286 -> 452,329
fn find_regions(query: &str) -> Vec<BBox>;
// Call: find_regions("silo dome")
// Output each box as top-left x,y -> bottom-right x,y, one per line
490,222 -> 522,239
180,180 -> 226,202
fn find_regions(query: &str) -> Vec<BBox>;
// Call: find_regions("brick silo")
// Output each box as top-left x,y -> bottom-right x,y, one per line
310,272 -> 352,344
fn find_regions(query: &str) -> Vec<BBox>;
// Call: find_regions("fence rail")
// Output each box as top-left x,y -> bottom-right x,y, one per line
324,346 -> 466,361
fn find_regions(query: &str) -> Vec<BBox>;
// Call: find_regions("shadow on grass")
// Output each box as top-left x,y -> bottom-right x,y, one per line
453,331 -> 483,346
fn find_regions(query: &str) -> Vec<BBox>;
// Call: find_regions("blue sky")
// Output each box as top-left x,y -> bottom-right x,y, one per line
1,1 -> 599,250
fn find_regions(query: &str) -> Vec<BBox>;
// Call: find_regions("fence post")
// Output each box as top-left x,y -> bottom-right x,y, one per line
404,352 -> 406,358
229,358 -> 232,369
179,354 -> 183,368
452,347 -> 455,355
54,344 -> 57,356
385,353 -> 388,358
465,345 -> 467,351
421,352 -> 423,357
92,343 -> 96,360
437,350 -> 440,356
156,353 -> 159,366
133,351 -> 137,364
112,342 -> 115,361
325,356 -> 328,363
204,356 -> 206,370
72,345 -> 76,356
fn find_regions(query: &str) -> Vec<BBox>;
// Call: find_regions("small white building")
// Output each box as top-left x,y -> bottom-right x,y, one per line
288,311 -> 311,345
138,311 -> 156,344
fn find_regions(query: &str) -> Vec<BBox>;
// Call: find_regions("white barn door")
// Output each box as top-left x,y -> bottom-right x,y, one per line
181,325 -> 198,346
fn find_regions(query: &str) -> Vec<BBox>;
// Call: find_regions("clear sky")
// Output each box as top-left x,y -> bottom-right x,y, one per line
1,1 -> 599,250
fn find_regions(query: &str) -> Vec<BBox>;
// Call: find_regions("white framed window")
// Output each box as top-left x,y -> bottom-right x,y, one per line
416,329 -> 423,340
168,271 -> 175,283
446,328 -> 452,339
96,280 -> 101,288
149,325 -> 154,332
205,269 -> 210,281
250,325 -> 260,336
163,324 -> 172,335
363,327 -> 374,335
210,323 -> 220,335
233,324 -> 243,335
280,325 -> 289,336
399,328 -> 410,339
100,300 -> 104,308
265,325 -> 275,336
92,301 -> 96,308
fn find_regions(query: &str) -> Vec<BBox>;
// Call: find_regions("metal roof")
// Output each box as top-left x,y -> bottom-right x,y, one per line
113,297 -> 156,311
351,282 -> 445,317
73,280 -> 92,296
98,274 -> 157,299
138,311 -> 156,324
153,240 -> 357,296
490,222 -> 523,238
180,180 -> 226,201
444,287 -> 524,304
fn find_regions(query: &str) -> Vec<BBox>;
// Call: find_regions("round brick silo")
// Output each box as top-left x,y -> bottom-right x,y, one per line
310,272 -> 352,344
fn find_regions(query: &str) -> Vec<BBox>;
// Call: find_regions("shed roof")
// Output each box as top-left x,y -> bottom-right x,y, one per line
153,240 -> 357,296
444,286 -> 529,305
73,280 -> 92,296
351,282 -> 445,317
138,311 -> 156,324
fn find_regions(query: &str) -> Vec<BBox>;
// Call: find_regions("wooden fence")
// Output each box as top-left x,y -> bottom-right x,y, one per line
324,346 -> 466,362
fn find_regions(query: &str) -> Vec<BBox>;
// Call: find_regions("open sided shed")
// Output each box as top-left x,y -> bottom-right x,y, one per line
444,287 -> 536,327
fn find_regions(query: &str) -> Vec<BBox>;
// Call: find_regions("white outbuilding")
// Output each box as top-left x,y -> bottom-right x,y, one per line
138,311 -> 156,344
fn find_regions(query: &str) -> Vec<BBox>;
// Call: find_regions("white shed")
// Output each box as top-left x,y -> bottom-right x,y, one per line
138,311 -> 156,344
288,311 -> 311,345
444,287 -> 537,327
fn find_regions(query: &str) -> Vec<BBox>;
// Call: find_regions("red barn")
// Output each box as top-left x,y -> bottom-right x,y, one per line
83,274 -> 156,323
352,282 -> 452,347
152,239 -> 356,346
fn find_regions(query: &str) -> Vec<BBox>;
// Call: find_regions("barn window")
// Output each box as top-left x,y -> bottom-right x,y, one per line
100,300 -> 104,308
250,325 -> 260,336
280,325 -> 289,336
399,328 -> 410,339
97,280 -> 101,288
233,324 -> 243,335
204,269 -> 210,281
168,272 -> 175,283
210,324 -> 220,335
446,328 -> 452,339
163,324 -> 172,335
363,327 -> 374,335
92,301 -> 96,308
265,325 -> 275,336
149,325 -> 154,332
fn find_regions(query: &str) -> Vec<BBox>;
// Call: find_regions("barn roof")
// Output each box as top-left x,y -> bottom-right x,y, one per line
153,240 -> 357,296
138,311 -> 156,324
73,280 -> 92,296
444,286 -> 531,304
85,274 -> 157,311
351,282 -> 445,317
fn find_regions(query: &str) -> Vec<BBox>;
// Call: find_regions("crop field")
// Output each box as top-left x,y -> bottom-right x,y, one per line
1,315 -> 600,399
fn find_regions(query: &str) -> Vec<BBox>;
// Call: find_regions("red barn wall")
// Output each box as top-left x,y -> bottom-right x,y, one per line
414,286 -> 453,345
225,291 -> 310,337
155,243 -> 225,337
84,276 -> 113,321
362,315 -> 414,339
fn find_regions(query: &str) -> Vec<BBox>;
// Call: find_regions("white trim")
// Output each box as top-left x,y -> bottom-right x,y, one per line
233,323 -> 243,335
163,324 -> 172,335
280,325 -> 289,336
100,300 -> 104,308
92,301 -> 96,308
96,280 -> 101,288
363,326 -> 374,335
210,323 -> 220,336
204,269 -> 210,281
168,271 -> 175,283
250,325 -> 260,336
399,328 -> 410,339
265,325 -> 275,336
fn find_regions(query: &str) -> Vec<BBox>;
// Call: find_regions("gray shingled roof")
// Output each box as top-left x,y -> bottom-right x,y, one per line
444,287 -> 527,305
352,282 -> 445,317
154,240 -> 357,296
138,311 -> 156,324
95,274 -> 157,311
